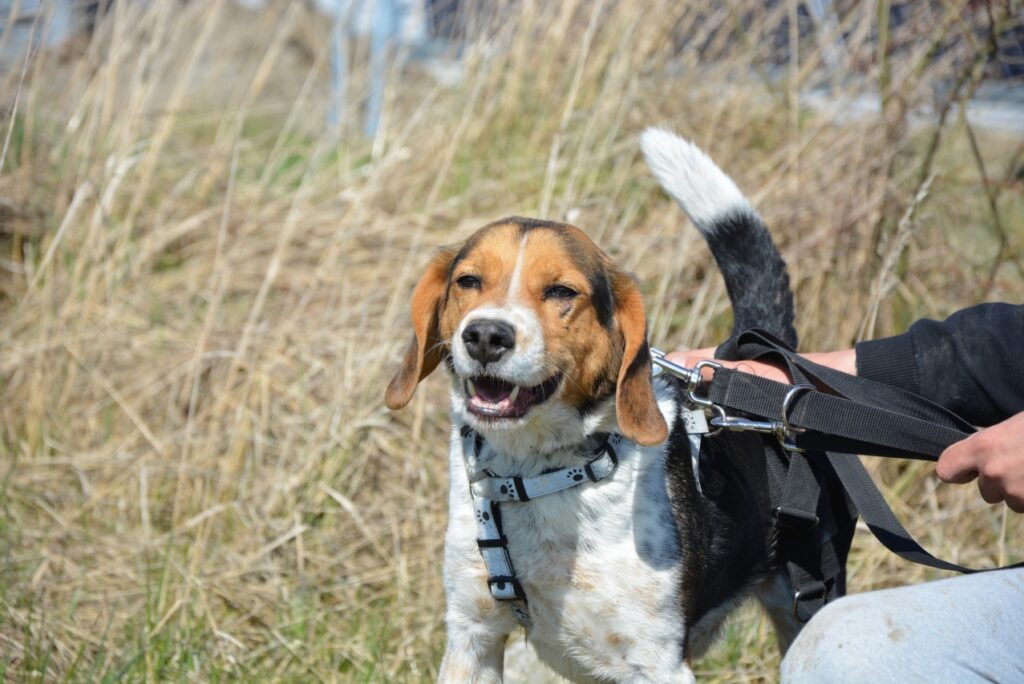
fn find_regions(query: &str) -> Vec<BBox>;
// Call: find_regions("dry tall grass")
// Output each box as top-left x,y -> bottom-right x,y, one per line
1,0 -> 1022,681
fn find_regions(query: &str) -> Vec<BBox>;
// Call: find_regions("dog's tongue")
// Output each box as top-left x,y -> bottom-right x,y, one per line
476,377 -> 514,402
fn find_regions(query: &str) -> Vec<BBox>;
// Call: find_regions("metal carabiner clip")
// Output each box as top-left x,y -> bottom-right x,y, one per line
650,349 -> 727,436
650,347 -> 700,387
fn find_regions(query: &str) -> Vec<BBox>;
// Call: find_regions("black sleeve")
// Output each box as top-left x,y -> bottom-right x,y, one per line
854,303 -> 1024,427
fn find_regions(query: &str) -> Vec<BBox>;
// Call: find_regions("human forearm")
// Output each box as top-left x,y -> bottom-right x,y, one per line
667,341 -> 1023,513
856,304 -> 1024,426
665,347 -> 856,383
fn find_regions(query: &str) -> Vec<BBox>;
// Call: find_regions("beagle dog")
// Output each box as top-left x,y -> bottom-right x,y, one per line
386,128 -> 801,683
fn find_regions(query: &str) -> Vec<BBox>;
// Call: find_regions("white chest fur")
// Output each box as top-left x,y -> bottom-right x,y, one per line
440,389 -> 696,683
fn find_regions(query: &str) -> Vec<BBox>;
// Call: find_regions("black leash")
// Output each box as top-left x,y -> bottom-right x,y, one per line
704,330 -> 1023,619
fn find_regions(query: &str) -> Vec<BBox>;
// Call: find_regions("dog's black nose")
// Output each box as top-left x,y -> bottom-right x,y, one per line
462,319 -> 516,365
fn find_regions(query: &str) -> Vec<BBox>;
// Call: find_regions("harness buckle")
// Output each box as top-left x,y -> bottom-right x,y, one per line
710,415 -> 784,434
584,442 -> 618,482
773,505 -> 820,529
476,537 -> 509,549
488,576 -> 527,601
792,581 -> 827,622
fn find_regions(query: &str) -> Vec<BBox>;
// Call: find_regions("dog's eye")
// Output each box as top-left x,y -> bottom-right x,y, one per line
544,285 -> 578,300
456,274 -> 481,290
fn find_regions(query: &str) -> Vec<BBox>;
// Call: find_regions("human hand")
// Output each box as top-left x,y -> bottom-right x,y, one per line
664,347 -> 857,384
669,347 -> 1023,512
665,347 -> 792,383
936,412 -> 1024,513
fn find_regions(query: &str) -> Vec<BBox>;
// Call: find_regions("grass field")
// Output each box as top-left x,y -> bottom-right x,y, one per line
1,1 -> 1022,681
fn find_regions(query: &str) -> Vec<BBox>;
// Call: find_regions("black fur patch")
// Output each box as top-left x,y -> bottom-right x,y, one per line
447,229 -> 492,282
661,377 -> 776,635
702,209 -> 797,353
576,356 -> 618,418
539,224 -> 615,329
587,270 -> 614,329
624,339 -> 652,380
508,216 -> 571,234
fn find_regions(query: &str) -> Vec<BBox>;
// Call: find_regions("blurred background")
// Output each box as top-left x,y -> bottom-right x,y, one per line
0,0 -> 1021,681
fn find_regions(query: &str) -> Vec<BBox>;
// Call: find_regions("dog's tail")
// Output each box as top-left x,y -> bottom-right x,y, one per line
640,127 -> 797,350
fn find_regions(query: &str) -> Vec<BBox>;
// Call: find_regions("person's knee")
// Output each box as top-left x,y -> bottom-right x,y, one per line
781,593 -> 906,684
783,573 -> 1024,683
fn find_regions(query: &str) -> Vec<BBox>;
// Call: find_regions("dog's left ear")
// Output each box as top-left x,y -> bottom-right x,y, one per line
385,248 -> 454,410
611,270 -> 669,446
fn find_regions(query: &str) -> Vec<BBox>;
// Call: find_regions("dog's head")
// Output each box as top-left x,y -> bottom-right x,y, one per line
385,217 -> 668,449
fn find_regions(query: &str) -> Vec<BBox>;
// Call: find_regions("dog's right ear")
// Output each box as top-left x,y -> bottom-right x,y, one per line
385,248 -> 455,410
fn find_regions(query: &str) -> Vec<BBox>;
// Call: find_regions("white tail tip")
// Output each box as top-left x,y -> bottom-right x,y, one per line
640,127 -> 752,233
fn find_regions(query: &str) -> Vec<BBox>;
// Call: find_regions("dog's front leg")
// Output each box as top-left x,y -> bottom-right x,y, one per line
438,610 -> 509,683
438,555 -> 516,683
440,431 -> 516,682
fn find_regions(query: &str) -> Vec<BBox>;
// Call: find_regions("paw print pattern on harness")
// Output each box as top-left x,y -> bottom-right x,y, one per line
497,479 -> 519,500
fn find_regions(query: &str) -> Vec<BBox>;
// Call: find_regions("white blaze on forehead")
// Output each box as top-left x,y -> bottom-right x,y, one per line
453,232 -> 548,386
506,234 -> 530,303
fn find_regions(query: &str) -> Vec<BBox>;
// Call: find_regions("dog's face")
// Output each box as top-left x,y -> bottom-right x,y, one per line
385,217 -> 668,448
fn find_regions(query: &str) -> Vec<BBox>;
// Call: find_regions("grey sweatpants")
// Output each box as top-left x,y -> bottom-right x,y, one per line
781,569 -> 1024,683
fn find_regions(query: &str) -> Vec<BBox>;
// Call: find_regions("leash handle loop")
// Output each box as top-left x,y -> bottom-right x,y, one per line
706,330 -> 974,461
728,329 -> 1024,576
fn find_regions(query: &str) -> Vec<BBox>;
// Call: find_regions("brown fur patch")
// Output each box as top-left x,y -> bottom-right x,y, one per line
386,217 -> 668,446
437,223 -> 522,342
474,594 -> 496,616
571,567 -> 598,592
512,227 -> 618,411
385,248 -> 455,409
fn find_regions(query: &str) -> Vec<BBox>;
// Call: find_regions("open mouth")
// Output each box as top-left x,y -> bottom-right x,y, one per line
464,373 -> 562,420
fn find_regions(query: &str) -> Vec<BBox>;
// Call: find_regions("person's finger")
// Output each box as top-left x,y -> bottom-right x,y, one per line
1005,493 -> 1024,514
664,350 -> 795,384
936,441 -> 981,484
977,474 -> 1004,505
1003,474 -> 1024,514
665,349 -> 721,381
665,348 -> 716,368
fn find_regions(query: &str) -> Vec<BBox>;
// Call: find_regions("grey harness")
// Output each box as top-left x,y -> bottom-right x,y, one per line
460,408 -> 711,628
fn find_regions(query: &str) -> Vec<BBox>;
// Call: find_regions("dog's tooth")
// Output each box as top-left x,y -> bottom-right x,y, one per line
509,385 -> 520,402
467,379 -> 477,396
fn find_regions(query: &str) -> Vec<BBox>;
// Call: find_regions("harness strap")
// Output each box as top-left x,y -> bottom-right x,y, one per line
766,435 -> 847,621
718,330 -> 1024,580
471,446 -> 619,502
705,360 -> 974,461
462,431 -> 626,628
462,429 -> 532,626
461,411 -> 711,628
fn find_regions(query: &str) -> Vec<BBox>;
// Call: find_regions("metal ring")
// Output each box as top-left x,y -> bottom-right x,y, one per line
791,587 -> 826,623
781,383 -> 815,436
686,360 -> 722,407
706,404 -> 727,437
791,591 -> 810,622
